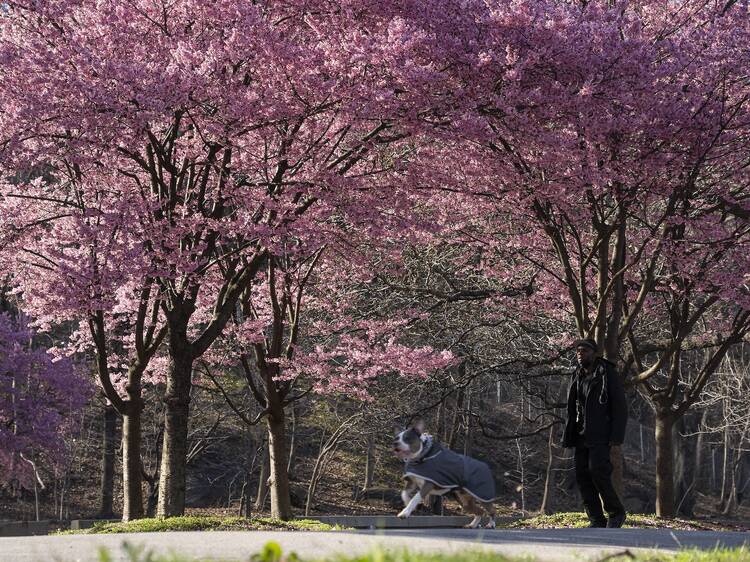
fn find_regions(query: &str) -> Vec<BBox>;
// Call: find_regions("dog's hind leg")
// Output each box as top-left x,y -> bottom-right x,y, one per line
481,502 -> 496,529
456,491 -> 483,528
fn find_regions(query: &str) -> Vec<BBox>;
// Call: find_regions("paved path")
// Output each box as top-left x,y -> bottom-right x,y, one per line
1,528 -> 748,562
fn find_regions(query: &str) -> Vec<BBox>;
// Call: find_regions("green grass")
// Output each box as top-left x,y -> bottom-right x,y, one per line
56,516 -> 342,535
89,543 -> 750,562
503,512 -> 737,531
93,542 -> 536,562
624,548 -> 750,561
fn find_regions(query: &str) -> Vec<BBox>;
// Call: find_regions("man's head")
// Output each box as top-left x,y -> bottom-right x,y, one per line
574,338 -> 598,368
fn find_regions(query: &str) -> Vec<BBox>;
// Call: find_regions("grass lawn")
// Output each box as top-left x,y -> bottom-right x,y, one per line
60,511 -> 746,534
503,512 -> 747,532
56,516 -> 343,535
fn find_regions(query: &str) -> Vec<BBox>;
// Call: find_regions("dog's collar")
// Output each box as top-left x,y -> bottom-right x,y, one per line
407,434 -> 436,464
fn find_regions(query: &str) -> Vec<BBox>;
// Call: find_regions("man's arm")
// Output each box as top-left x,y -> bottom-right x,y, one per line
561,377 -> 578,448
607,366 -> 628,445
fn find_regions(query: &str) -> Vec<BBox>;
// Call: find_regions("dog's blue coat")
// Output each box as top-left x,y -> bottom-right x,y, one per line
403,441 -> 496,502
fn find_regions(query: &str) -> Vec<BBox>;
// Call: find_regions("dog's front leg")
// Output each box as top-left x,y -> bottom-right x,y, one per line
397,492 -> 422,518
400,480 -> 418,507
401,489 -> 412,506
397,482 -> 434,518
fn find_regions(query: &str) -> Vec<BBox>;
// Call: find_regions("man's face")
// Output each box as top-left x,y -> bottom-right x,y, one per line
576,345 -> 595,368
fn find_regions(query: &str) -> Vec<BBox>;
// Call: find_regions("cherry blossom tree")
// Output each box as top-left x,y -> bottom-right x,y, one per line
4,0 -> 748,522
200,234 -> 455,518
0,173 -> 169,520
357,0 -> 750,518
0,312 -> 91,488
456,0 -> 750,517
0,0 -> 487,517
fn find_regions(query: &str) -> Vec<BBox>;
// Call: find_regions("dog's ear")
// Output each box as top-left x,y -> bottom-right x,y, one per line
413,419 -> 425,435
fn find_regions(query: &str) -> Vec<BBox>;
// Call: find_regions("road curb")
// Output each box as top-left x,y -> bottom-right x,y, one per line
0,520 -> 53,537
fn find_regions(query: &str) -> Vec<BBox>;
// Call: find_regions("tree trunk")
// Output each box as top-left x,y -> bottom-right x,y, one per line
448,389 -> 464,449
675,415 -> 697,517
122,406 -> 144,521
435,400 -> 445,441
287,404 -> 297,479
719,418 -> 730,509
145,479 -> 159,518
157,339 -> 193,518
692,410 -> 708,495
241,437 -> 261,517
267,409 -> 292,519
737,452 -> 748,506
639,423 -> 645,463
655,411 -> 676,518
539,424 -> 556,514
463,383 -> 472,456
722,453 -> 739,516
98,403 -> 118,518
306,433 -> 335,515
305,442 -> 326,516
254,439 -> 270,511
362,435 -> 375,491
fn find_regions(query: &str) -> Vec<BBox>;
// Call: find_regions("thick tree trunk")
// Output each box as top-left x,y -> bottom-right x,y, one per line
89,311 -> 154,522
122,406 -> 144,521
98,404 -> 118,518
157,340 -> 193,517
267,409 -> 293,519
655,411 -> 676,518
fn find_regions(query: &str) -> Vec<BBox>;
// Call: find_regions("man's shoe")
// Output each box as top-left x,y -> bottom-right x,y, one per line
588,519 -> 607,528
607,513 -> 626,528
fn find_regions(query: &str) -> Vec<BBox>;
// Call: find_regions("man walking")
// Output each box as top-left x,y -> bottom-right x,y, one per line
563,338 -> 628,528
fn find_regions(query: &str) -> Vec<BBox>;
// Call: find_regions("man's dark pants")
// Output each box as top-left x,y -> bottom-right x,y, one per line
574,444 -> 625,525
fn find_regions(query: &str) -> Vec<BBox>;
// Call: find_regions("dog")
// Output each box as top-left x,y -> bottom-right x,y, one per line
392,420 -> 497,529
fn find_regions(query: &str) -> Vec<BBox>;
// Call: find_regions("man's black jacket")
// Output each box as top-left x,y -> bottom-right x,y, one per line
563,357 -> 628,448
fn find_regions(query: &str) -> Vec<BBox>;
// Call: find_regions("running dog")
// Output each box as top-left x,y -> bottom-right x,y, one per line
393,421 -> 497,529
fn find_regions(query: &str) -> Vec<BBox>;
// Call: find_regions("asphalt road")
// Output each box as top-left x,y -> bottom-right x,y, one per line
1,528 -> 749,562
